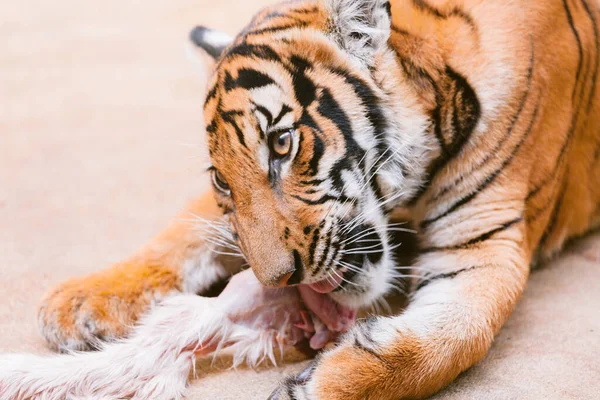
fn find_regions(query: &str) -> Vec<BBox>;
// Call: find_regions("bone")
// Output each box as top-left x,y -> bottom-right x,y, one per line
0,269 -> 346,400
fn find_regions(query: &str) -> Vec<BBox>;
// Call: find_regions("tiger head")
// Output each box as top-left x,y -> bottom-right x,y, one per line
194,0 -> 436,309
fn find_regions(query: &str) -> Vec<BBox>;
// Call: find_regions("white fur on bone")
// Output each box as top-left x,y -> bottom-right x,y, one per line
0,271 -> 307,400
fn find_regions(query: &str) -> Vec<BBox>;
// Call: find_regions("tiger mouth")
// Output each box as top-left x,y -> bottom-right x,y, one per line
298,278 -> 356,332
307,267 -> 348,293
305,222 -> 385,293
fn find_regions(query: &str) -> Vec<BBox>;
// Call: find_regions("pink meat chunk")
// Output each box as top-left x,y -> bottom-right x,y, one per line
216,269 -> 356,350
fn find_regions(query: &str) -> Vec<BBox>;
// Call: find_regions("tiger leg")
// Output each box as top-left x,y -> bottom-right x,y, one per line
270,226 -> 528,399
38,191 -> 244,352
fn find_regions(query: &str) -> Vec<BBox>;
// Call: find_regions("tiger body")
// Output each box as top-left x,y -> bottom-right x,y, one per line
37,0 -> 600,399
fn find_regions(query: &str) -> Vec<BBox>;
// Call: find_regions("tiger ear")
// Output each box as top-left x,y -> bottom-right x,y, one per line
325,0 -> 392,66
189,26 -> 234,60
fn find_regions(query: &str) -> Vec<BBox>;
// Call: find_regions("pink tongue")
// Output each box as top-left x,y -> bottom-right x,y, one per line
298,284 -> 356,332
308,272 -> 343,294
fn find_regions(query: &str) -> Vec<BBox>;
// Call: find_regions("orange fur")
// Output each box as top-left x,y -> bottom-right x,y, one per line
38,193 -> 242,351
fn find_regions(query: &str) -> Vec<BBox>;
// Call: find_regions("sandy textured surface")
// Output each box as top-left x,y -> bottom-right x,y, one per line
1,0 -> 599,399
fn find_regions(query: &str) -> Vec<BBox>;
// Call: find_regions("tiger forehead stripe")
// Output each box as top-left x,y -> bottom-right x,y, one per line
223,69 -> 278,92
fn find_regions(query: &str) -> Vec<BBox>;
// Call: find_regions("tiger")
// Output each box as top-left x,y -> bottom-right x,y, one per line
36,0 -> 600,398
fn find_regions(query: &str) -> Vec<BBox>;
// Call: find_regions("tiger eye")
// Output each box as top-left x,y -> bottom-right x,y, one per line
211,169 -> 230,194
270,130 -> 292,157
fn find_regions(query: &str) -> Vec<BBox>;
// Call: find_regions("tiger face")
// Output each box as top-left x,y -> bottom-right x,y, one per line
201,1 -> 433,308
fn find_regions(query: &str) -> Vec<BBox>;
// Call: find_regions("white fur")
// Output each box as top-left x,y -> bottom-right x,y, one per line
326,0 -> 391,67
202,29 -> 233,49
0,294 -> 290,400
181,248 -> 227,294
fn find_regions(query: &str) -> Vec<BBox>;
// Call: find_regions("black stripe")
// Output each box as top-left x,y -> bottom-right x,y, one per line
411,0 -> 478,33
354,337 -> 381,357
247,22 -> 309,36
526,194 -> 556,223
327,239 -> 342,278
221,110 -> 246,147
317,88 -> 355,148
566,0 -> 585,104
286,386 -> 298,400
528,1 -> 585,200
432,102 -> 448,155
405,64 -> 481,206
273,104 -> 293,126
421,93 -> 540,229
254,104 -> 273,126
297,110 -> 324,176
225,68 -> 276,91
288,250 -> 304,285
431,47 -> 535,203
416,265 -> 481,291
205,85 -> 218,102
292,194 -> 349,205
391,24 -> 417,38
396,55 -> 447,157
206,119 -> 217,134
289,56 -> 317,107
328,66 -> 387,155
289,5 -> 319,15
248,10 -> 285,28
357,317 -> 385,355
300,178 -> 325,185
308,227 -> 320,266
421,217 -> 523,252
316,87 -> 370,193
328,158 -> 352,193
328,66 -> 388,201
539,181 -> 567,248
314,227 -> 334,276
224,43 -> 281,63
253,104 -> 272,139
412,0 -> 446,18
581,0 -> 599,114
446,66 -> 482,156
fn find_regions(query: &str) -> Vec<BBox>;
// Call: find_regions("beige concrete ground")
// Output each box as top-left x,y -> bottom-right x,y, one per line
1,0 -> 599,399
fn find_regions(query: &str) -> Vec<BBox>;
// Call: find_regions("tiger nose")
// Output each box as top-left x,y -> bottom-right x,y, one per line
271,251 -> 304,287
275,271 -> 294,287
274,267 -> 303,287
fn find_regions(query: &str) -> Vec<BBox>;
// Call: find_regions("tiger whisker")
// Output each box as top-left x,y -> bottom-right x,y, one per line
338,242 -> 383,252
322,148 -> 375,222
335,147 -> 403,226
194,226 -> 237,245
334,261 -> 363,274
200,236 -> 240,252
341,223 -> 412,245
341,189 -> 408,235
329,268 -> 360,288
372,296 -> 392,314
208,249 -> 244,257
339,239 -> 402,254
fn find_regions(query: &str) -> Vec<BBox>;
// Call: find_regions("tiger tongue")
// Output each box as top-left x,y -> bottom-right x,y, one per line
307,272 -> 344,294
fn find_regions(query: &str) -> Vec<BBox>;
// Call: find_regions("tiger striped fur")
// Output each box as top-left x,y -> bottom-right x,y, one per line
37,0 -> 600,398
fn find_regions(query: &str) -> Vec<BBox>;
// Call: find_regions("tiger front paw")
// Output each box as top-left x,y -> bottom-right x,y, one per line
37,264 -> 180,352
268,337 -> 389,400
268,319 -> 433,400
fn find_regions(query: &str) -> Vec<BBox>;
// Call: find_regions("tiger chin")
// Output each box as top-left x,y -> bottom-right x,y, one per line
37,0 -> 600,399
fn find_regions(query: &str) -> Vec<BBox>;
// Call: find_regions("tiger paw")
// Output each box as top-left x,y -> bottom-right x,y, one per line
37,264 -> 180,352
